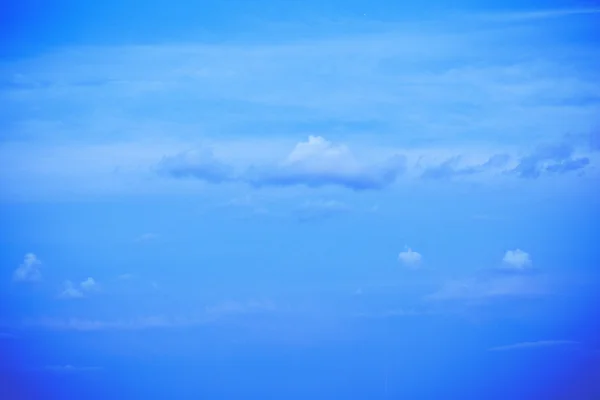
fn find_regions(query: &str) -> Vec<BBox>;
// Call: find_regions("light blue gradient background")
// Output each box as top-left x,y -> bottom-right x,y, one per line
1,0 -> 600,399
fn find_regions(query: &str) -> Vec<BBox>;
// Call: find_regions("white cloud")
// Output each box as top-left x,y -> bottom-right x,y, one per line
60,281 -> 84,299
59,277 -> 98,299
1,14 -> 599,200
247,136 -> 406,190
13,253 -> 42,282
489,340 -> 579,352
502,249 -> 532,270
80,277 -> 97,291
398,247 -> 422,267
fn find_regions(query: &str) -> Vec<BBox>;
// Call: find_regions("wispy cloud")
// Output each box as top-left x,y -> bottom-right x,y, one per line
156,148 -> 235,183
511,143 -> 590,179
426,274 -> 548,302
1,10 -> 599,200
59,277 -> 98,299
204,300 -> 276,316
477,8 -> 600,22
0,332 -> 17,339
13,253 -> 42,282
421,154 -> 510,180
294,199 -> 351,222
489,340 -> 579,352
26,300 -> 277,331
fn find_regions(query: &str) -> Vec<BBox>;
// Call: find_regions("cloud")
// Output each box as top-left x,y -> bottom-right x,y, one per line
0,332 -> 17,339
426,273 -> 547,301
398,247 -> 422,267
246,136 -> 406,190
156,148 -> 234,183
590,129 -> 600,151
44,365 -> 103,373
204,300 -> 276,316
27,301 -> 276,331
421,154 -> 510,180
489,340 -> 579,352
117,273 -> 135,280
13,253 -> 42,282
27,316 -> 176,331
59,281 -> 84,299
353,309 -> 424,319
295,199 -> 351,222
80,277 -> 97,291
512,143 -> 590,179
59,277 -> 98,299
478,8 -> 600,22
502,249 -> 532,270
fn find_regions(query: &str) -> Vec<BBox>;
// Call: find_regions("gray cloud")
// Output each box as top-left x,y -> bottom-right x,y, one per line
246,136 -> 406,190
512,143 -> 589,179
157,136 -> 407,191
421,154 -> 510,180
156,149 -> 234,183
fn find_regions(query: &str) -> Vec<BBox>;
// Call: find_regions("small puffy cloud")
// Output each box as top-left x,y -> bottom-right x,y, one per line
156,148 -> 234,183
502,249 -> 532,270
512,143 -> 589,178
422,154 -> 510,180
247,136 -> 406,190
398,247 -> 422,267
59,277 -> 98,299
489,340 -> 579,352
80,277 -> 97,291
13,253 -> 42,282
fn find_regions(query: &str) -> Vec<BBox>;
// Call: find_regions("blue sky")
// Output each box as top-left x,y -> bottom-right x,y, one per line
1,0 -> 600,398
